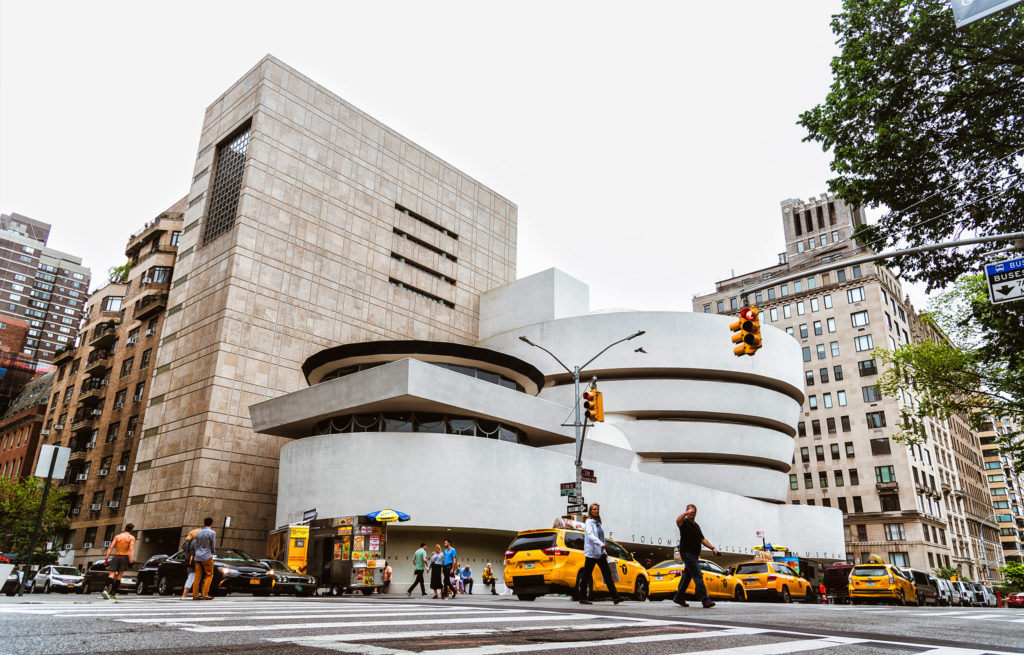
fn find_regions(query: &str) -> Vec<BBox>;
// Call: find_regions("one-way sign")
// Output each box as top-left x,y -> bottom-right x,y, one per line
985,256 -> 1024,305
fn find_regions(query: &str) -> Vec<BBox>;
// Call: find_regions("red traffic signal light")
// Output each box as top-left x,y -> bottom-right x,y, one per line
730,306 -> 762,356
583,388 -> 604,422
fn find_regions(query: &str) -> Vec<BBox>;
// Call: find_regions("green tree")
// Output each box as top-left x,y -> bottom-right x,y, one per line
1001,561 -> 1024,590
108,260 -> 134,284
876,274 -> 1023,471
799,0 -> 1024,365
0,476 -> 70,565
932,565 -> 959,580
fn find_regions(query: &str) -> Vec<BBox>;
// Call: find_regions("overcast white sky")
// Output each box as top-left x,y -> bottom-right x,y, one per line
3,0 -> 916,312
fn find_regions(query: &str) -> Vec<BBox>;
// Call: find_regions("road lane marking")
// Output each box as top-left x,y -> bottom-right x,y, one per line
120,608 -> 530,624
668,637 -> 868,654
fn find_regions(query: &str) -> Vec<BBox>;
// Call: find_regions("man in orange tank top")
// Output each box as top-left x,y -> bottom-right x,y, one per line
102,523 -> 136,599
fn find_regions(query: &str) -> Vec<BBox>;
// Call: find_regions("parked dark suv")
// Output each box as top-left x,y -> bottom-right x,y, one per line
899,568 -> 939,606
156,548 -> 274,596
134,554 -> 169,595
823,564 -> 854,604
84,559 -> 138,594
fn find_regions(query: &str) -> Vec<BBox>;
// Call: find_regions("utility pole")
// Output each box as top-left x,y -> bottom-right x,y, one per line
520,330 -> 645,519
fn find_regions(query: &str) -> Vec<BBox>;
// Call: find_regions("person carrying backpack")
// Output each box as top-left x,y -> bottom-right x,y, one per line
180,528 -> 199,599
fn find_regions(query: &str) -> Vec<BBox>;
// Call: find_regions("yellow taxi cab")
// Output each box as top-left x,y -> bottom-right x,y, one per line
647,558 -> 747,602
848,559 -> 917,605
503,520 -> 649,601
733,560 -> 814,603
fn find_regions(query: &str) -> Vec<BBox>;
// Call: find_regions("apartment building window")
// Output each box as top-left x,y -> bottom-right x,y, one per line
801,447 -> 810,463
807,277 -> 816,290
812,420 -> 822,436
755,292 -> 763,303
837,269 -> 847,282
105,422 -> 119,443
875,465 -> 896,483
853,495 -> 863,512
797,301 -> 806,315
802,347 -> 811,362
866,411 -> 887,429
717,300 -> 724,313
203,122 -> 251,245
826,317 -> 836,332
880,495 -> 901,511
853,265 -> 863,278
703,304 -> 711,313
837,390 -> 847,406
817,344 -> 826,359
770,308 -> 778,321
783,305 -> 792,319
854,335 -> 874,351
819,471 -> 829,487
811,298 -> 820,311
790,474 -> 798,490
133,382 -> 145,403
884,524 -> 906,541
815,445 -> 825,461
847,287 -> 866,303
849,468 -> 859,485
833,365 -> 843,381
885,313 -> 893,328
828,341 -> 839,357
818,368 -> 829,383
834,469 -> 845,486
113,389 -> 127,409
119,358 -> 134,378
827,417 -> 837,434
830,443 -> 841,459
102,296 -> 123,312
808,395 -> 818,409
858,359 -> 878,376
767,288 -> 776,300
813,320 -> 822,335
837,497 -> 848,513
824,294 -> 833,309
856,525 -> 868,541
148,266 -> 173,284
140,349 -> 152,369
870,437 -> 891,455
851,310 -> 870,327
804,472 -> 813,489
800,324 -> 809,338
888,552 -> 909,567
170,231 -> 181,247
798,422 -> 807,437
781,284 -> 789,297
805,371 -> 815,386
862,385 -> 883,402
823,392 -> 833,408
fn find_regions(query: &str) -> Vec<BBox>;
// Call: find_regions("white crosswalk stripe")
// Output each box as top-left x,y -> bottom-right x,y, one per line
2,599 -> 1022,654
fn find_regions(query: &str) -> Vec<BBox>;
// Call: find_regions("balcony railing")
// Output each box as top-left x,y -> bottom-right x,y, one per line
134,293 -> 168,320
84,354 -> 113,374
88,322 -> 119,348
876,481 -> 899,492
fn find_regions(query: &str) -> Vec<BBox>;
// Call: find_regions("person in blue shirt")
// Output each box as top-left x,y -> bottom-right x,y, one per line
442,539 -> 457,599
579,503 -> 622,605
460,564 -> 473,594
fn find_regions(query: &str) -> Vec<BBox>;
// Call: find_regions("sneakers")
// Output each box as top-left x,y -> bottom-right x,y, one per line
100,590 -> 110,600
703,600 -> 716,608
612,597 -> 622,605
674,599 -> 689,607
406,592 -> 413,598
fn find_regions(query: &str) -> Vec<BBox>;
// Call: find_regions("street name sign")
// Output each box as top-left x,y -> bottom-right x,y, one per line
581,468 -> 597,483
985,256 -> 1024,305
567,503 -> 587,513
560,488 -> 580,496
560,482 -> 577,490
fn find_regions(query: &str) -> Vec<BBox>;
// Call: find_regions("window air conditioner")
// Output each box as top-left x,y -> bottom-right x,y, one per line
116,465 -> 127,472
75,474 -> 88,481
113,403 -> 124,409
132,396 -> 142,403
98,469 -> 109,477
84,441 -> 96,449
102,541 -> 111,548
62,544 -> 73,551
107,501 -> 120,509
145,328 -> 156,336
125,430 -> 134,437
126,336 -> 137,345
82,542 -> 93,549
53,424 -> 64,430
89,504 -> 102,511
70,508 -> 80,515
91,409 -> 103,416
142,278 -> 152,284
40,429 -> 50,435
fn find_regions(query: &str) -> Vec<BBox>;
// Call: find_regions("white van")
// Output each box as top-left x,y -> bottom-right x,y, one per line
934,578 -> 954,606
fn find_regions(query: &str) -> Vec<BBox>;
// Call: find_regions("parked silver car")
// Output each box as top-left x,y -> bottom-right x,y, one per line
934,578 -> 956,606
32,565 -> 85,594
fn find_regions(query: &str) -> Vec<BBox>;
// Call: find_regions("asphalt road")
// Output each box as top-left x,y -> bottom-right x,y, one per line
2,592 -> 1022,654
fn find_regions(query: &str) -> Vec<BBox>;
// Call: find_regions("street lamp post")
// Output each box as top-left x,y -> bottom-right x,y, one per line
976,511 -> 1006,583
519,330 -> 645,519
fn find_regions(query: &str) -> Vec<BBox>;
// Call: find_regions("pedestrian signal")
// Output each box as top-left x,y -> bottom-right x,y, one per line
583,389 -> 604,422
730,306 -> 762,356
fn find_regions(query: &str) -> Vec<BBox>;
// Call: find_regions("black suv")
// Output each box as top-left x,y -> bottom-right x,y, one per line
899,568 -> 939,606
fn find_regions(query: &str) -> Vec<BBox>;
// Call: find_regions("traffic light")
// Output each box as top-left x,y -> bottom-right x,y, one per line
583,388 -> 604,422
730,306 -> 762,356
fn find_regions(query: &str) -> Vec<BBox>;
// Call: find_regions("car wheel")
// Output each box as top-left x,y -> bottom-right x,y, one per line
897,590 -> 906,606
44,582 -> 51,594
157,575 -> 172,596
779,586 -> 791,603
516,594 -> 537,601
633,577 -> 649,602
136,581 -> 146,596
734,586 -> 746,602
804,588 -> 815,604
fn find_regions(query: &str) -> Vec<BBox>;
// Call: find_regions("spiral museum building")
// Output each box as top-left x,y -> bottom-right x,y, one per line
251,269 -> 844,580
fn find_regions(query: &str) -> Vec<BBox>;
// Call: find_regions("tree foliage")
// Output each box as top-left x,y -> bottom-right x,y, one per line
108,260 -> 134,284
1001,561 -> 1024,590
876,274 -> 1022,471
0,476 -> 69,565
800,0 -> 1024,364
931,565 -> 958,580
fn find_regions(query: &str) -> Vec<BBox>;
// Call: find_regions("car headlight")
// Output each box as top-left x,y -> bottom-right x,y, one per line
219,567 -> 238,577
275,574 -> 286,582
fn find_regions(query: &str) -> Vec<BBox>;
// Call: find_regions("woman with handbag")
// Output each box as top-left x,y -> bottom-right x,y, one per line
179,528 -> 200,599
428,544 -> 445,599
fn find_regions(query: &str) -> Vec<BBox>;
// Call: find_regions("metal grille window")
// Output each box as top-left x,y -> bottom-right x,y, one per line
203,123 -> 251,245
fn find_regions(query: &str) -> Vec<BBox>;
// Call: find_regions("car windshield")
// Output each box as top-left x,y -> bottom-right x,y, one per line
52,567 -> 80,575
508,532 -> 557,552
735,563 -> 769,575
773,563 -> 798,576
852,566 -> 888,577
824,568 -> 851,579
263,560 -> 290,571
651,559 -> 682,570
215,549 -> 259,563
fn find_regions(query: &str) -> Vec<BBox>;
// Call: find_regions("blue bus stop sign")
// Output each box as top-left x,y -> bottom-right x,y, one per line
985,256 -> 1024,305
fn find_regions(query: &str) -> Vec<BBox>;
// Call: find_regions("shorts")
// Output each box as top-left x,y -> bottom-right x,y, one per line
109,555 -> 131,574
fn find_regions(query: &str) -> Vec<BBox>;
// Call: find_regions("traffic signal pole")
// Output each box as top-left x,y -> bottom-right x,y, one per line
520,331 -> 645,519
737,231 -> 1024,307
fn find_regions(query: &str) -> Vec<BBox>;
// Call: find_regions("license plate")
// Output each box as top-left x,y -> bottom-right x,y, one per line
866,581 -> 875,586
523,562 -> 535,569
67,584 -> 74,588
655,575 -> 663,581
250,579 -> 260,585
745,578 -> 758,584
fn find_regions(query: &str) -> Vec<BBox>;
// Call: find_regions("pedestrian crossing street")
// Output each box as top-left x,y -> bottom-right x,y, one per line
2,598 -> 1022,654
